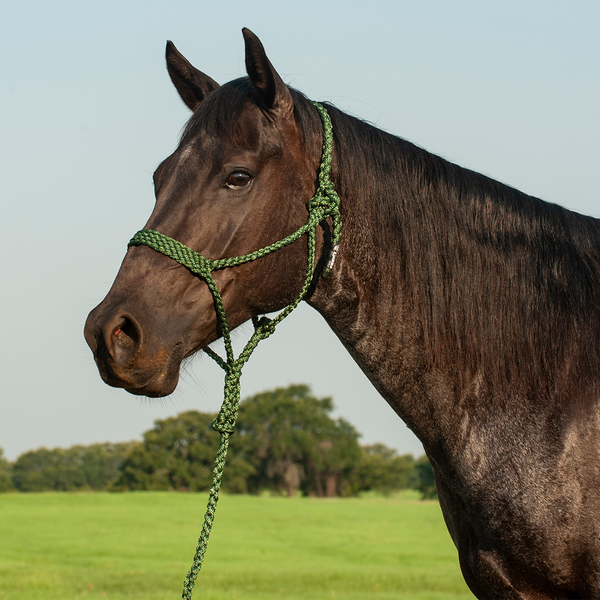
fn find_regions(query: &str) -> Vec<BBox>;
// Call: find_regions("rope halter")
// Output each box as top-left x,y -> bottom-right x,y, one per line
127,101 -> 341,599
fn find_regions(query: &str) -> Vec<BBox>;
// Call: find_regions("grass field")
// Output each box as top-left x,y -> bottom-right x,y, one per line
0,491 -> 474,600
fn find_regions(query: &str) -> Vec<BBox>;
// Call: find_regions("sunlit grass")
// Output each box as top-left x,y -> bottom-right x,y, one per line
0,491 -> 474,599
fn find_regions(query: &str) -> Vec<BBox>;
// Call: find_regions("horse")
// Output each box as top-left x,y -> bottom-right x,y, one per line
84,28 -> 600,599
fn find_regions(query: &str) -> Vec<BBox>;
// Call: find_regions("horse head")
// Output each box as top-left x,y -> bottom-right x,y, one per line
84,29 -> 329,397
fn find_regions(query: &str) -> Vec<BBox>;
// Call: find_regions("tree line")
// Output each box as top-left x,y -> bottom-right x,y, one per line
1,385 -> 436,498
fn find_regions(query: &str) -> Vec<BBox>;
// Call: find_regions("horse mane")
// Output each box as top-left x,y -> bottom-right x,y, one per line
186,80 -> 600,397
320,101 -> 600,397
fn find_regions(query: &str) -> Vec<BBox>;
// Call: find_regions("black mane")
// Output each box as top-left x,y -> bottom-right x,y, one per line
307,97 -> 600,396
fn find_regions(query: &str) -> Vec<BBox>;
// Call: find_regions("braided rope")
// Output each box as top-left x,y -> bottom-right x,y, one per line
128,102 -> 340,599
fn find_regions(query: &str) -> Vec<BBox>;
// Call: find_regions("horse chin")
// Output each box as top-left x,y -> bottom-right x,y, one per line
96,342 -> 184,398
124,375 -> 180,398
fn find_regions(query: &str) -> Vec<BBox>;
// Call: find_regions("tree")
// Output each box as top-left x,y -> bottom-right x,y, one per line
0,447 -> 14,492
353,444 -> 416,495
12,443 -> 134,492
113,411 -> 254,492
414,454 -> 438,499
233,385 -> 361,497
4,398 -> 435,498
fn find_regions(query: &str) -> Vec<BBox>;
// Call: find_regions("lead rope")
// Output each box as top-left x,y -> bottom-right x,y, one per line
127,102 -> 340,599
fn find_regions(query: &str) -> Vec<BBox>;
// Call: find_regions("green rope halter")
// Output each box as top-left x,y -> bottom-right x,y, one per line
127,102 -> 340,599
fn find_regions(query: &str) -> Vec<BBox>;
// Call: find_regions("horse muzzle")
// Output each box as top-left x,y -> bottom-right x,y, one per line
84,304 -> 184,397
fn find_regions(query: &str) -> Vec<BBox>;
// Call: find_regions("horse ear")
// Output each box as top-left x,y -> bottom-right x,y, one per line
166,41 -> 220,112
242,28 -> 293,115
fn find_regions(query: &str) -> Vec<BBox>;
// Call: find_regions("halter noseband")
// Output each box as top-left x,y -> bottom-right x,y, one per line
127,101 -> 341,599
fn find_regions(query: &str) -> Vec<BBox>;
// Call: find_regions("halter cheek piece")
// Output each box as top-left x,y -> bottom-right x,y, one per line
127,102 -> 341,599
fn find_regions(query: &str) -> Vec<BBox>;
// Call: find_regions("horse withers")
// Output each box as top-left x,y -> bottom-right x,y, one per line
84,29 -> 600,599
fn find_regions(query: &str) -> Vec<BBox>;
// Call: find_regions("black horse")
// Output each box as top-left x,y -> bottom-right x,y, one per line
85,29 -> 600,599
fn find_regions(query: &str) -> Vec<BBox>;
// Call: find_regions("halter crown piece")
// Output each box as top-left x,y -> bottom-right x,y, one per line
128,102 -> 341,599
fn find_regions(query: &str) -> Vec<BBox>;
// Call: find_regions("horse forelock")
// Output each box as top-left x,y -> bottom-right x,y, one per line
179,78 -> 253,144
179,79 -> 320,152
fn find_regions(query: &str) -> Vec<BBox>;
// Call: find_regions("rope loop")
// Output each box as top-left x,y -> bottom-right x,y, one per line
254,317 -> 276,339
252,315 -> 272,331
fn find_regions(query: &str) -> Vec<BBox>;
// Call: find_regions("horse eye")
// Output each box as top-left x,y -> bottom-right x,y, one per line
226,172 -> 252,189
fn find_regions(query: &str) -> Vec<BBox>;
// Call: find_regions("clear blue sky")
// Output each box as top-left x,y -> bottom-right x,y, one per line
1,1 -> 598,460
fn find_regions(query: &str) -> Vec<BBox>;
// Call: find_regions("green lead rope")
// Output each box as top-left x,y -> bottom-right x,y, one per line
127,102 -> 340,599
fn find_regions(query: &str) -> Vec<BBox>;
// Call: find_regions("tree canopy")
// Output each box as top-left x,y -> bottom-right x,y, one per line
2,385 -> 436,498
11,442 -> 134,492
232,384 -> 361,496
353,444 -> 417,495
113,410 -> 254,492
0,447 -> 14,492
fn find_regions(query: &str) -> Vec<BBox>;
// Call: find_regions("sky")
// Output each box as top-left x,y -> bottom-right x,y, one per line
1,1 -> 599,461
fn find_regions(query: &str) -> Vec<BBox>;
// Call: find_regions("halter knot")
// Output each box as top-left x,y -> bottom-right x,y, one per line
307,186 -> 339,216
211,411 -> 237,435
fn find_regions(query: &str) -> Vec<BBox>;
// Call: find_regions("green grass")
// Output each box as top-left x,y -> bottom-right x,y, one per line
0,491 -> 474,599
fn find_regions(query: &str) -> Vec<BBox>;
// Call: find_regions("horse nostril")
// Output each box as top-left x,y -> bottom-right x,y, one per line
113,316 -> 139,346
107,314 -> 142,359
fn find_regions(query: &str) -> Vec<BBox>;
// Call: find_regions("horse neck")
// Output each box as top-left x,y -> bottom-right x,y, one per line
308,106 -> 600,450
308,110 -> 440,442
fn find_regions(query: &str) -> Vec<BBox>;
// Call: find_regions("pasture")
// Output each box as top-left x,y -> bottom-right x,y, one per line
0,491 -> 473,599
